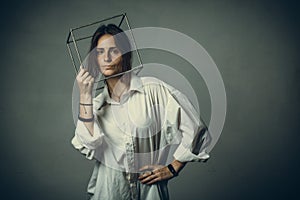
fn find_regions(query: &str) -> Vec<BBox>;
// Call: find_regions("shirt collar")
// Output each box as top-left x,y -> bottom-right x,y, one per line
128,72 -> 143,93
97,72 -> 143,108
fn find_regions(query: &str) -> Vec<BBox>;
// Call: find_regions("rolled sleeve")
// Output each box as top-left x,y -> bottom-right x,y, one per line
75,118 -> 104,149
71,115 -> 104,160
172,108 -> 210,163
166,86 -> 211,163
173,143 -> 210,162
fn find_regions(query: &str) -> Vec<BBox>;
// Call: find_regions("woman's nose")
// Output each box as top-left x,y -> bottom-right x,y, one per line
104,52 -> 111,62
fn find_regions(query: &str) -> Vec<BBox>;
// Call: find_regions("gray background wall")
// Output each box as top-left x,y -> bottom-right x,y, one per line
0,0 -> 299,199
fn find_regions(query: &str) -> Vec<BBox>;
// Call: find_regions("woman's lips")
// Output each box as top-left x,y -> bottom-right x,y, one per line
103,66 -> 114,70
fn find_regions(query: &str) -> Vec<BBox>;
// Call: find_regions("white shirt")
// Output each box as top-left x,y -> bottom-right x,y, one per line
71,72 -> 210,199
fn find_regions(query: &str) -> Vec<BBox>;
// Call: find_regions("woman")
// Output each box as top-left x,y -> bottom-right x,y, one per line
71,24 -> 210,200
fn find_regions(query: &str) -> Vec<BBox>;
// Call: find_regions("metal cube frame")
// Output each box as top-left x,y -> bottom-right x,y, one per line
66,13 -> 143,90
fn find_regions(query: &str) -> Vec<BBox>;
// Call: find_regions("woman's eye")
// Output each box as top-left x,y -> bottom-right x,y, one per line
112,49 -> 120,54
96,50 -> 104,55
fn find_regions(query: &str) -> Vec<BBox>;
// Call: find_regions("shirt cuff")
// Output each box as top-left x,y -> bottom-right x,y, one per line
71,136 -> 95,160
173,143 -> 210,163
74,118 -> 104,150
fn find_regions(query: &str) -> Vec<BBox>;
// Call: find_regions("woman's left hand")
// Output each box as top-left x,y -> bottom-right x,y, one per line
138,165 -> 174,185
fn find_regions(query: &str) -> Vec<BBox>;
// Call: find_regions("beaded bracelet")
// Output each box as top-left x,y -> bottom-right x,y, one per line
78,115 -> 94,122
79,103 -> 93,106
79,103 -> 93,114
167,164 -> 178,177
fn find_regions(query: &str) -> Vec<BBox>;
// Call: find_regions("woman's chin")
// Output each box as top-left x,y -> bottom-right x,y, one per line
101,69 -> 120,77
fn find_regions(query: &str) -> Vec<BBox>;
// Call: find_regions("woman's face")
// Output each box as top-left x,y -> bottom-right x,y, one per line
96,34 -> 122,76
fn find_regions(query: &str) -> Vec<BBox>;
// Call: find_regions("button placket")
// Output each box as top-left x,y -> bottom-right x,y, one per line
125,134 -> 138,200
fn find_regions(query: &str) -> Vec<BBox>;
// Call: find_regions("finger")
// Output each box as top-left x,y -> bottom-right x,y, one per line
78,66 -> 86,76
77,69 -> 87,82
85,75 -> 93,82
138,171 -> 152,180
78,73 -> 90,84
147,177 -> 162,185
81,71 -> 90,80
80,65 -> 88,71
90,77 -> 95,84
84,76 -> 94,85
140,174 -> 156,184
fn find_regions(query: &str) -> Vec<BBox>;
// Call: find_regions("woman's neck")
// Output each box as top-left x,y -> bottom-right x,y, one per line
106,74 -> 130,102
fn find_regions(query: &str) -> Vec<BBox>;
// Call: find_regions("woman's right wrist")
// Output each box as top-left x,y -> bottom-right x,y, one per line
80,94 -> 92,103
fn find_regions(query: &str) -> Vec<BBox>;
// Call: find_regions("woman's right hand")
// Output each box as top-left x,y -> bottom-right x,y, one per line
76,67 -> 95,136
76,66 -> 95,97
